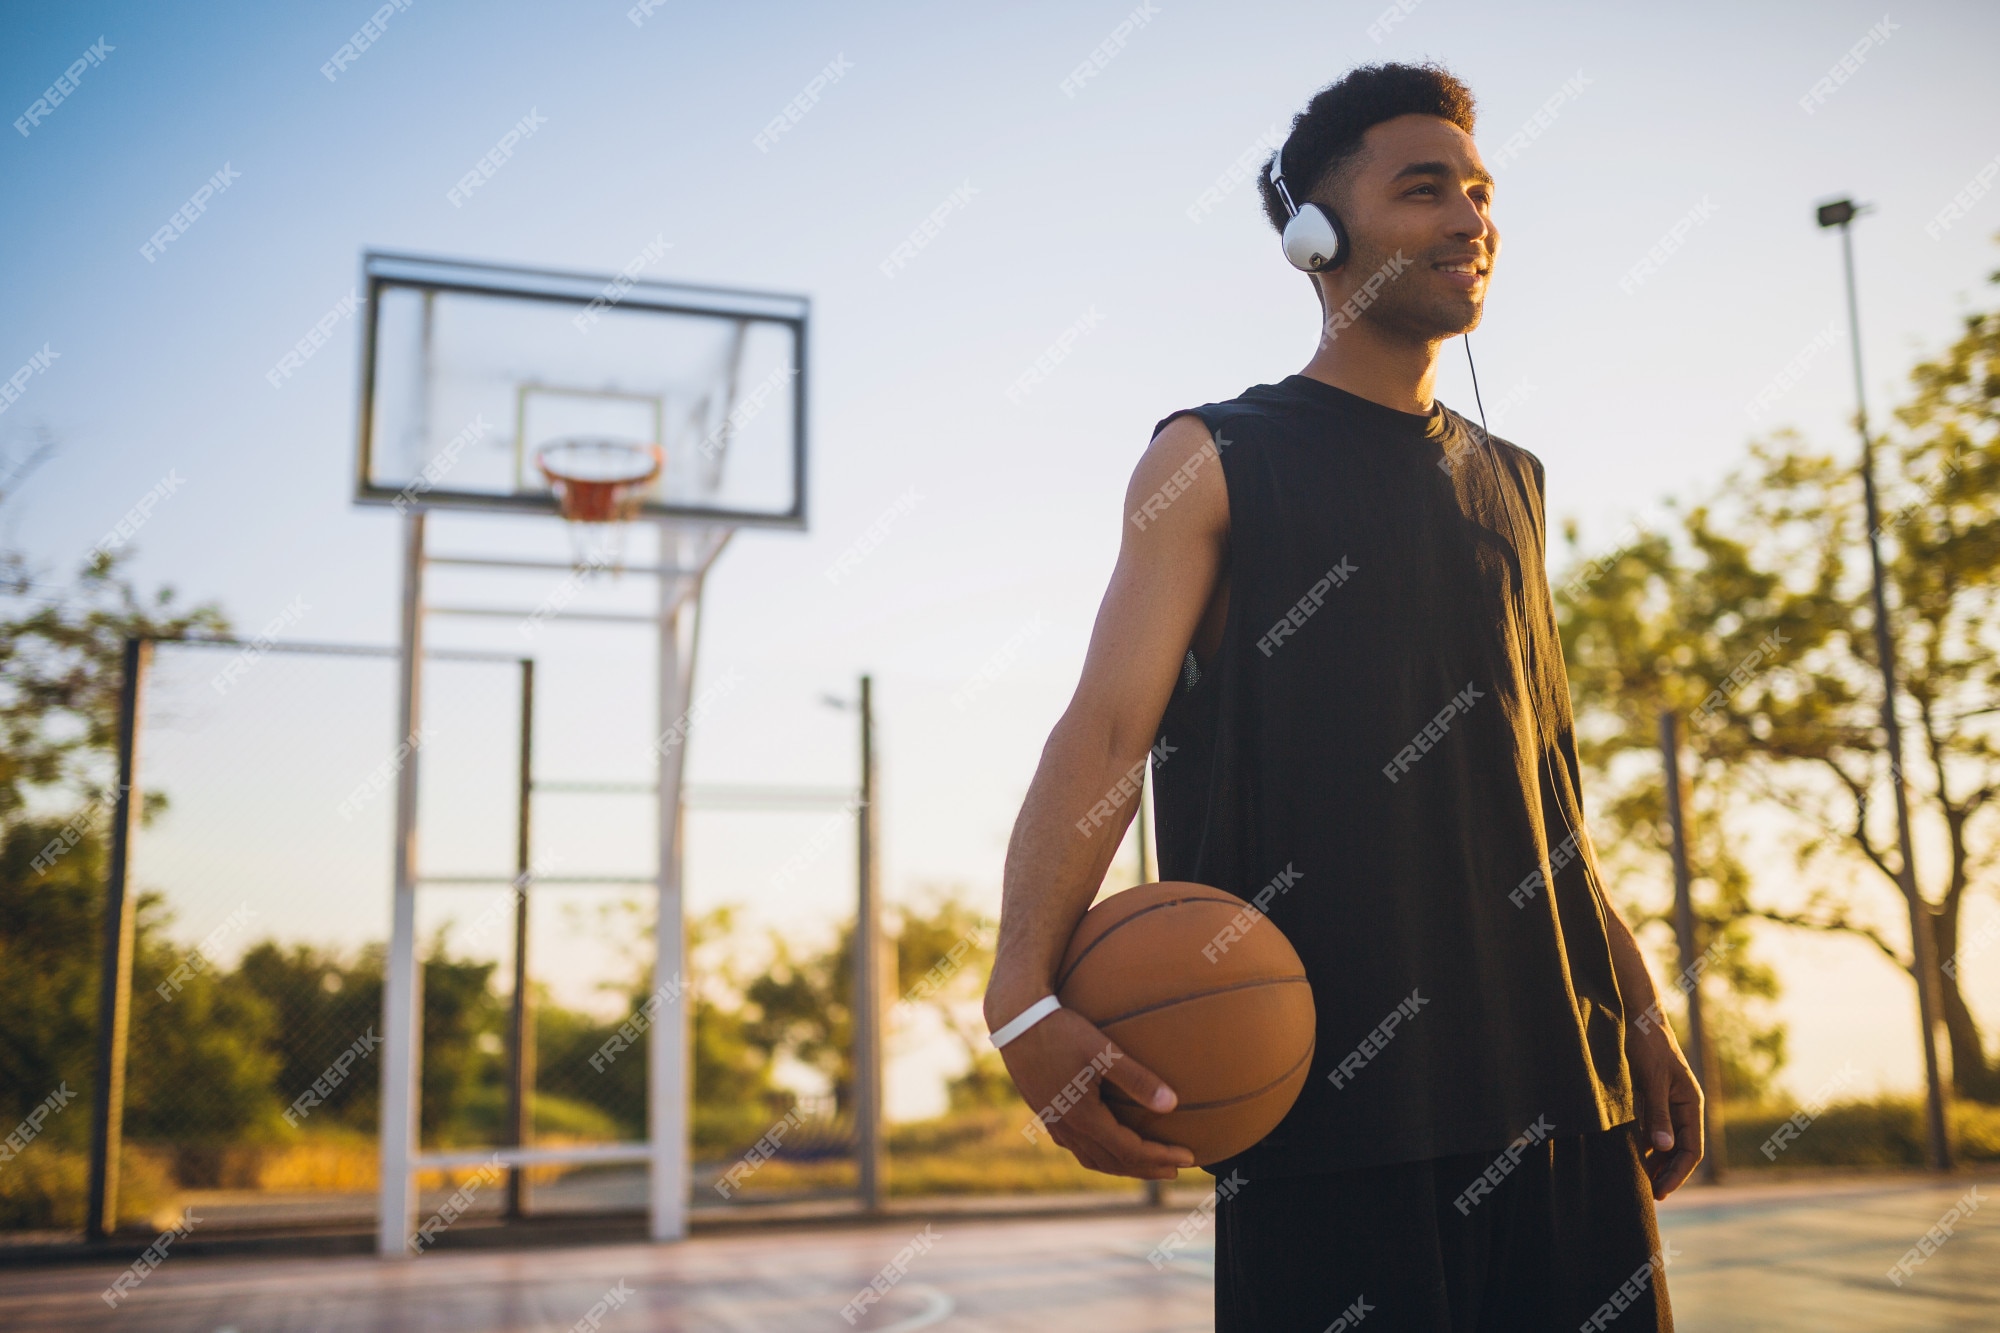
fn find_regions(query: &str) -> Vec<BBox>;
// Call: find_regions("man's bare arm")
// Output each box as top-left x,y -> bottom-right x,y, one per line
981,412 -> 1228,1178
1601,880 -> 1705,1200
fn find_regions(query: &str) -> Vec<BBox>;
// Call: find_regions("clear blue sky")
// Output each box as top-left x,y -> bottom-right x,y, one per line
6,0 -> 1999,1115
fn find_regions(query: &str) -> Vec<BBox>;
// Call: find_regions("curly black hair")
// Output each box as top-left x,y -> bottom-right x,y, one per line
1257,63 -> 1477,234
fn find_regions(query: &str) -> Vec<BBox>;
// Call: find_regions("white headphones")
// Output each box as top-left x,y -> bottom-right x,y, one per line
1269,143 -> 1348,272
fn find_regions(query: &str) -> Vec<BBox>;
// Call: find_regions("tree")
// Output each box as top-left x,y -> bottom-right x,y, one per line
1558,276 -> 2000,1103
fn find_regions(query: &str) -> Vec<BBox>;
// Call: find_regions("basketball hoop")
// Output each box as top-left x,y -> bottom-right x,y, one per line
536,438 -> 663,572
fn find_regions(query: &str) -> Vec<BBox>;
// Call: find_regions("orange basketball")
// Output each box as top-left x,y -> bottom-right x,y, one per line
1055,881 -> 1315,1166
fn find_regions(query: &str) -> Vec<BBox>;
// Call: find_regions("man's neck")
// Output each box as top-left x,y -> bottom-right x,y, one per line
1298,318 -> 1441,416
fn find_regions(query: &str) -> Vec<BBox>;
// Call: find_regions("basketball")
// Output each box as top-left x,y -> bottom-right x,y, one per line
1055,881 -> 1315,1166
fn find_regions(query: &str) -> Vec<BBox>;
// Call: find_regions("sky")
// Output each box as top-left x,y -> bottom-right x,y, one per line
5,0 -> 2000,1120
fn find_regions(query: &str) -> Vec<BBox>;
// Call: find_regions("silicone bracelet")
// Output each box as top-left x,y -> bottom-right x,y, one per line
989,994 -> 1062,1049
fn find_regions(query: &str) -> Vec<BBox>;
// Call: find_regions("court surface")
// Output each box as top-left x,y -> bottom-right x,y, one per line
3,1173 -> 1993,1331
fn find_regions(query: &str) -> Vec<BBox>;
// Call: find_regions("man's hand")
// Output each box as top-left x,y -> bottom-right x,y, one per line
998,1007 -> 1195,1180
1627,1016 -> 1703,1200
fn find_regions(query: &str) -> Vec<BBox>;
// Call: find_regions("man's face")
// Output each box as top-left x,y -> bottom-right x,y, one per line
1318,113 -> 1497,342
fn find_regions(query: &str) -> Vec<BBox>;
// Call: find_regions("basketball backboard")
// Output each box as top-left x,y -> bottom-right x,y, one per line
354,251 -> 807,528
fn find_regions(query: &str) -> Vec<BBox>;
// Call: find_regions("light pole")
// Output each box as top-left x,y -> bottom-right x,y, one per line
824,677 -> 886,1209
1815,197 -> 1952,1171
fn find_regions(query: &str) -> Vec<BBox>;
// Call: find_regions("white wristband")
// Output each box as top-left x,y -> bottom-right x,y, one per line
990,995 -> 1062,1049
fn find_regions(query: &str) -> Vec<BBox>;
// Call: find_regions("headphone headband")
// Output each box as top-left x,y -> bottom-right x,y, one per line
1269,141 -> 1345,272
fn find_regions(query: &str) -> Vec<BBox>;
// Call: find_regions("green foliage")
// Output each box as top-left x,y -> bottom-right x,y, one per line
1725,1096 -> 2000,1169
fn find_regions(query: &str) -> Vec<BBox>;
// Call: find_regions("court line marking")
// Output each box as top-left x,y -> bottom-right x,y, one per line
871,1283 -> 954,1331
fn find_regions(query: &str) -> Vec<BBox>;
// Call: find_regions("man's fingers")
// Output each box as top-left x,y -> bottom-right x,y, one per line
1651,1147 -> 1701,1200
1069,1095 -> 1194,1171
1641,1074 -> 1675,1151
1097,1042 -> 1179,1114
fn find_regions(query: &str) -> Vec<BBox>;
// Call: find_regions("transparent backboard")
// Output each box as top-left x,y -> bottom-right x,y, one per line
354,252 -> 807,527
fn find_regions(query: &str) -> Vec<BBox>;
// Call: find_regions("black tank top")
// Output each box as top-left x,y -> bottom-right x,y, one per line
1152,374 -> 1634,1177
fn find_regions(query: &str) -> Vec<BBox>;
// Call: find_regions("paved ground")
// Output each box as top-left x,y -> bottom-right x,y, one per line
2,1173 -> 1993,1330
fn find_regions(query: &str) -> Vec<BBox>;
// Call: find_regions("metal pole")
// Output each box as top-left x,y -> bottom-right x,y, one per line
86,637 -> 149,1241
648,524 -> 699,1241
378,511 -> 428,1255
505,658 -> 535,1220
1138,764 -> 1165,1206
1659,712 -> 1722,1183
1825,205 -> 1951,1170
855,674 -> 887,1212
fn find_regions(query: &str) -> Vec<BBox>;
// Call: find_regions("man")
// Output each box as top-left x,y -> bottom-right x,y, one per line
982,63 -> 1700,1330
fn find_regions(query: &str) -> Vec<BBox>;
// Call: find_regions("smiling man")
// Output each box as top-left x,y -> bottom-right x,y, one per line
983,63 -> 1698,1329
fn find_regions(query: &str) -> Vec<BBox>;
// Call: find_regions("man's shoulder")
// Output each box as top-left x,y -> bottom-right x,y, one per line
1148,380 -> 1300,448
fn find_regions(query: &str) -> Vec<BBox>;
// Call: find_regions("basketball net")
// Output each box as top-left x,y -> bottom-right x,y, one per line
536,439 -> 664,575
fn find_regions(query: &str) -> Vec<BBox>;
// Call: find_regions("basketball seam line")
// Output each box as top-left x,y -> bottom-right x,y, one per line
1053,895 -> 1248,992
1103,1038 -> 1317,1113
1093,973 -> 1311,1028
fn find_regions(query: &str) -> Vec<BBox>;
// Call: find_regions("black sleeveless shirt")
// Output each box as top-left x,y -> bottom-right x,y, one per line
1151,375 -> 1634,1177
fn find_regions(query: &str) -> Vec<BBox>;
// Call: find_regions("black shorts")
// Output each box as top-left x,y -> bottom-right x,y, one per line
1215,1122 -> 1673,1332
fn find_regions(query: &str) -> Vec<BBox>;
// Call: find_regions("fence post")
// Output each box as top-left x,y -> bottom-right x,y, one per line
86,637 -> 150,1240
505,657 -> 535,1219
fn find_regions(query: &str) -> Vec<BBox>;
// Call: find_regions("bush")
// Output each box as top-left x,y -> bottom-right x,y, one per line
1723,1096 -> 2000,1168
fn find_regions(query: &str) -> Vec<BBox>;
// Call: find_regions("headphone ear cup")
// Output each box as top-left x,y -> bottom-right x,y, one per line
1281,203 -> 1346,272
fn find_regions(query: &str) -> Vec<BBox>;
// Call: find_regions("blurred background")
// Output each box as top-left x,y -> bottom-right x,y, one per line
4,0 -> 1999,1241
